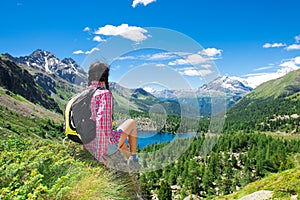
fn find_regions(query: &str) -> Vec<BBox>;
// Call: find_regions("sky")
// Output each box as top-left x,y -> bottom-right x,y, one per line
1,0 -> 300,89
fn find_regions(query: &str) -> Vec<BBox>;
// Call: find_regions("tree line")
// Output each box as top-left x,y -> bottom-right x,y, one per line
138,132 -> 300,199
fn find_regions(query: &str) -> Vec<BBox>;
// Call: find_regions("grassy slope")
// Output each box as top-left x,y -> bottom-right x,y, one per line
246,68 -> 300,100
0,87 -> 62,123
224,69 -> 300,133
0,91 -> 137,200
216,157 -> 300,199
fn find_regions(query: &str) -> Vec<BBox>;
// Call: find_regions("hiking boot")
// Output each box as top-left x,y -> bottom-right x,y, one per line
127,156 -> 141,172
105,150 -> 127,171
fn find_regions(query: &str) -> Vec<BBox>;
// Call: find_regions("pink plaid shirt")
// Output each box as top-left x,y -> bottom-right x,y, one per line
83,81 -> 116,162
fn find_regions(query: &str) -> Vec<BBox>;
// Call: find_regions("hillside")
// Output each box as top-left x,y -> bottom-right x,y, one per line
138,132 -> 300,199
0,85 -> 138,200
149,76 -> 253,116
3,51 -> 180,115
0,86 -> 62,123
0,56 -> 61,113
138,69 -> 300,199
1,49 -> 300,200
4,49 -> 87,86
218,154 -> 300,199
110,82 -> 180,114
225,69 -> 300,133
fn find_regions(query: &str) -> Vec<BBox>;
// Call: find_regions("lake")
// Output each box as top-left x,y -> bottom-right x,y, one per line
136,131 -> 196,148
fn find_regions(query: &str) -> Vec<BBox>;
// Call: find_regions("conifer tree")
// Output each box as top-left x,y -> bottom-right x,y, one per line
158,180 -> 172,200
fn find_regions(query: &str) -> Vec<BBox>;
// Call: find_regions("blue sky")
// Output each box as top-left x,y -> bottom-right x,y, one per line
1,0 -> 300,88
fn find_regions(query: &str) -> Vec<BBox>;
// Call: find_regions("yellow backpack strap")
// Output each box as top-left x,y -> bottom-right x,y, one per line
64,98 -> 81,140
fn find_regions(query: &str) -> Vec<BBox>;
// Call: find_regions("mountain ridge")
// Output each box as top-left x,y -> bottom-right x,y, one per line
148,76 -> 253,99
4,49 -> 87,86
0,56 -> 62,113
225,68 -> 300,133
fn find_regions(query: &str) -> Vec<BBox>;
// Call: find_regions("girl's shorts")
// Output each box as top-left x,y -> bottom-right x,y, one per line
107,129 -> 123,156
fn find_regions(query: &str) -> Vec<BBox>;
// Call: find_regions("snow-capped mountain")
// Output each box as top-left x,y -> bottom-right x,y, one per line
198,76 -> 253,96
4,49 -> 87,86
148,76 -> 253,100
145,76 -> 253,113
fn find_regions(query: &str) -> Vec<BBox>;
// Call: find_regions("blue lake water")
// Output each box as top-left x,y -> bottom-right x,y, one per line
136,131 -> 196,148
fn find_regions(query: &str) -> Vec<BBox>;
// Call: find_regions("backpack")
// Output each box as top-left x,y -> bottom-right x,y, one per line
64,87 -> 100,144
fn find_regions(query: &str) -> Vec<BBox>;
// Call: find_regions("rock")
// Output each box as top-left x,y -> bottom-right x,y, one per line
239,190 -> 273,200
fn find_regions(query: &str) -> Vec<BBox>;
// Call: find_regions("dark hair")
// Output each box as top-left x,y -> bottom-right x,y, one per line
88,62 -> 109,89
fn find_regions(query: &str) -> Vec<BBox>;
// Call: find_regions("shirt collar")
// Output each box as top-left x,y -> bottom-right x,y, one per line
90,81 -> 106,89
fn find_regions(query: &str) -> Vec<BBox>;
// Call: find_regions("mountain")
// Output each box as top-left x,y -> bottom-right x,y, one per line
0,55 -> 61,113
1,50 -> 179,115
225,68 -> 300,132
150,76 -> 252,99
2,51 -> 85,110
197,76 -> 253,96
0,75 -> 137,200
147,76 -> 253,116
4,49 -> 87,86
110,82 -> 180,114
219,164 -> 300,200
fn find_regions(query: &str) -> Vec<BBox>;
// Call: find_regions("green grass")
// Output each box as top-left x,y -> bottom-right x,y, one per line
0,95 -> 138,200
246,69 -> 300,100
111,91 -> 139,111
216,154 -> 300,200
0,104 -> 63,139
0,88 -> 31,103
0,136 -> 136,200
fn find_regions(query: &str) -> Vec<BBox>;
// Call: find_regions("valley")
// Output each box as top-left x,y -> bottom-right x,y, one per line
0,50 -> 300,199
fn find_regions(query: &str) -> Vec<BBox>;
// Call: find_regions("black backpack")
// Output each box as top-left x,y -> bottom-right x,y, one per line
64,87 -> 101,144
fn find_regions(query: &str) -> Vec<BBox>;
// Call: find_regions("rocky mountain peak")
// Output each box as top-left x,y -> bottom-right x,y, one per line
200,76 -> 253,95
6,49 -> 87,86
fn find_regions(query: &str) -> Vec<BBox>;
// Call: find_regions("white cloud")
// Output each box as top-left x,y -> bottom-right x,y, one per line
263,42 -> 286,48
168,53 -> 211,66
147,52 -> 176,61
132,0 -> 156,8
186,54 -> 209,65
93,36 -> 106,42
254,65 -> 274,71
114,55 -> 136,61
243,57 -> 300,88
201,64 -> 212,69
72,48 -> 100,55
279,60 -> 299,73
73,50 -> 85,55
294,56 -> 300,64
85,47 -> 100,54
200,48 -> 222,57
243,73 -> 279,88
168,59 -> 189,66
180,68 -> 212,76
83,27 -> 90,32
285,44 -> 300,51
94,24 -> 148,42
167,47 -> 222,68
115,52 -> 176,62
295,34 -> 300,43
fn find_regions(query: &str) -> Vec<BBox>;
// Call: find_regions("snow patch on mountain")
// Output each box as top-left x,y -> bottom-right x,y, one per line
5,49 -> 87,86
147,76 -> 253,100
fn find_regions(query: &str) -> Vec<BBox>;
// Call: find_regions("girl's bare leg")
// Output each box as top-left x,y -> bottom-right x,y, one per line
117,119 -> 138,158
118,133 -> 130,158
